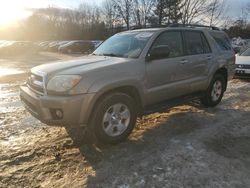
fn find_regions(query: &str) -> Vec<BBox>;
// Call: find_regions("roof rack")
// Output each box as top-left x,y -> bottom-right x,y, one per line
168,23 -> 220,31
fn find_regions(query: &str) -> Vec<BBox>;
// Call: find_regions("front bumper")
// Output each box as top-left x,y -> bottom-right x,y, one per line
20,85 -> 95,127
234,68 -> 250,78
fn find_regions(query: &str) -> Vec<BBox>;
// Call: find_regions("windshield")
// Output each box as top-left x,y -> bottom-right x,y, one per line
240,48 -> 250,56
93,31 -> 154,58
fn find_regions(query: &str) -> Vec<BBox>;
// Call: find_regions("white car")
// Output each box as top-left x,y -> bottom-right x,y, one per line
235,48 -> 250,78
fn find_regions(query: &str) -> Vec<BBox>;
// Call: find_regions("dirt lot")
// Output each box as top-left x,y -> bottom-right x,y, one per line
0,53 -> 250,188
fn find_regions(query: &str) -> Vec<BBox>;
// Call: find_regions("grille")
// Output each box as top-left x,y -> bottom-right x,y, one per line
237,64 -> 250,69
27,71 -> 46,95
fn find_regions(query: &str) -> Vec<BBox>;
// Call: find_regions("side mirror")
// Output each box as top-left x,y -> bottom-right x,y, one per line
148,45 -> 170,61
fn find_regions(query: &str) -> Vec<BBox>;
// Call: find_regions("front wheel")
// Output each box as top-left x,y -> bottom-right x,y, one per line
200,74 -> 226,107
91,93 -> 137,144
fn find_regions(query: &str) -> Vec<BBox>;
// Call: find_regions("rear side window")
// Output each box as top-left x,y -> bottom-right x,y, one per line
201,34 -> 211,53
210,32 -> 232,51
184,31 -> 211,55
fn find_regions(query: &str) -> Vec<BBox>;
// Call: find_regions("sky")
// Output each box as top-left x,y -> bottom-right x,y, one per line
0,0 -> 248,28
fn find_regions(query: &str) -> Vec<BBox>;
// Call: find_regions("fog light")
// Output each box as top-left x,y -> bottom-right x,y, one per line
55,109 -> 63,118
50,108 -> 63,120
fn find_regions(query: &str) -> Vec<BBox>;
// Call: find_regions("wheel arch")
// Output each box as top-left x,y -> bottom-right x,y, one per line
86,85 -> 144,126
214,67 -> 228,91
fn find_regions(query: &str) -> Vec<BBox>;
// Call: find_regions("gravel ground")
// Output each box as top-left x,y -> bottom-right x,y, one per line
0,53 -> 249,188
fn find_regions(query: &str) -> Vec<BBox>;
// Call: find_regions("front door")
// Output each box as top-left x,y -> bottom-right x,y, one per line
145,31 -> 190,105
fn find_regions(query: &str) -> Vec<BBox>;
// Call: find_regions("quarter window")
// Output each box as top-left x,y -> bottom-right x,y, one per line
151,31 -> 184,58
210,32 -> 232,51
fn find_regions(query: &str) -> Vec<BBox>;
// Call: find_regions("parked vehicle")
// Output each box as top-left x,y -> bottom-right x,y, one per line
235,48 -> 250,78
38,41 -> 51,51
20,25 -> 235,144
46,41 -> 69,52
92,40 -> 103,49
46,41 -> 60,52
58,41 -> 95,54
0,41 -> 38,55
0,40 -> 9,47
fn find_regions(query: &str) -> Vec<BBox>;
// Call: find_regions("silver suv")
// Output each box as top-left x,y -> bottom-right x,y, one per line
20,25 -> 235,144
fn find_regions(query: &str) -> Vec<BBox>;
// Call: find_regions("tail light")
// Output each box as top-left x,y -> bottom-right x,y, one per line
232,50 -> 236,64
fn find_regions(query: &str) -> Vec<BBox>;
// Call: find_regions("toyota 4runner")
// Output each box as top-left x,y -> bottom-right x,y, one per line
20,25 -> 236,144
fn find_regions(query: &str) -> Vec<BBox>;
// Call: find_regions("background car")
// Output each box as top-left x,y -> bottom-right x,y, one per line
235,47 -> 250,78
92,40 -> 103,49
0,41 -> 38,56
38,41 -> 51,51
58,41 -> 95,54
46,41 -> 69,52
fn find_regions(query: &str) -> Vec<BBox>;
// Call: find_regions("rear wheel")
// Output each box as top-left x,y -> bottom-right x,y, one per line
92,93 -> 137,144
200,74 -> 226,107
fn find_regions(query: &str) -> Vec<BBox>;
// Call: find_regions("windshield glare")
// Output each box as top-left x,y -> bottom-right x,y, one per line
240,48 -> 250,56
93,31 -> 154,58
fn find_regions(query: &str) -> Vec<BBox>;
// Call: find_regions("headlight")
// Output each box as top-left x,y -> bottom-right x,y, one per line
47,75 -> 82,92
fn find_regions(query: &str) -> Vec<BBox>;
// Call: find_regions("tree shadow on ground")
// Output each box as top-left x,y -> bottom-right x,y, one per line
70,92 -> 250,187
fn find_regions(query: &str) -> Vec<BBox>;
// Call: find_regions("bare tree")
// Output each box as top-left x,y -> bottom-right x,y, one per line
78,3 -> 95,26
102,0 -> 119,32
181,0 -> 207,25
132,0 -> 142,27
241,3 -> 250,25
133,0 -> 156,27
205,0 -> 227,26
112,0 -> 133,30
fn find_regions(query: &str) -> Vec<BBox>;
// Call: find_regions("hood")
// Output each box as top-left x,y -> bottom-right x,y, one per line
32,55 -> 128,76
236,56 -> 250,65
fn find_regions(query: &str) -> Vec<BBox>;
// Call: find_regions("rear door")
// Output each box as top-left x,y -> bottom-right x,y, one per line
182,30 -> 213,92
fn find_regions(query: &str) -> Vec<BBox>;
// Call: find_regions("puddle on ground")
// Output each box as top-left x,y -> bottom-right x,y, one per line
0,68 -> 24,77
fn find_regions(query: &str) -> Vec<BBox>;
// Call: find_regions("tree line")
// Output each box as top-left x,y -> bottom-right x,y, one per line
0,0 -> 250,41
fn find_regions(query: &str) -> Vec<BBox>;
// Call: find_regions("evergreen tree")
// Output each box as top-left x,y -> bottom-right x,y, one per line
154,0 -> 183,26
167,0 -> 184,24
154,0 -> 167,26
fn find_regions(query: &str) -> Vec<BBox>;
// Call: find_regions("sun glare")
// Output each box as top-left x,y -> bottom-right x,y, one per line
0,0 -> 48,28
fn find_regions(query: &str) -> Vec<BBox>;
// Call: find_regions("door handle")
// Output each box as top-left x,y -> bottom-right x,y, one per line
206,56 -> 212,60
180,59 -> 188,64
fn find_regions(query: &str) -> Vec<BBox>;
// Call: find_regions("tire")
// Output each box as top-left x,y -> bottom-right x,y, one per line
200,74 -> 226,107
91,93 -> 137,144
67,49 -> 72,54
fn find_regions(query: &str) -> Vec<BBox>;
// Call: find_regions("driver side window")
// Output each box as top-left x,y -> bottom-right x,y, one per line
151,31 -> 184,59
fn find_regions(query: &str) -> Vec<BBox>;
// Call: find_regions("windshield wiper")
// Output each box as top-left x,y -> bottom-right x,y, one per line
95,53 -> 123,57
104,53 -> 124,57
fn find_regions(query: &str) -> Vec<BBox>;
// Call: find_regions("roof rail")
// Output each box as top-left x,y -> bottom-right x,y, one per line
168,23 -> 220,31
